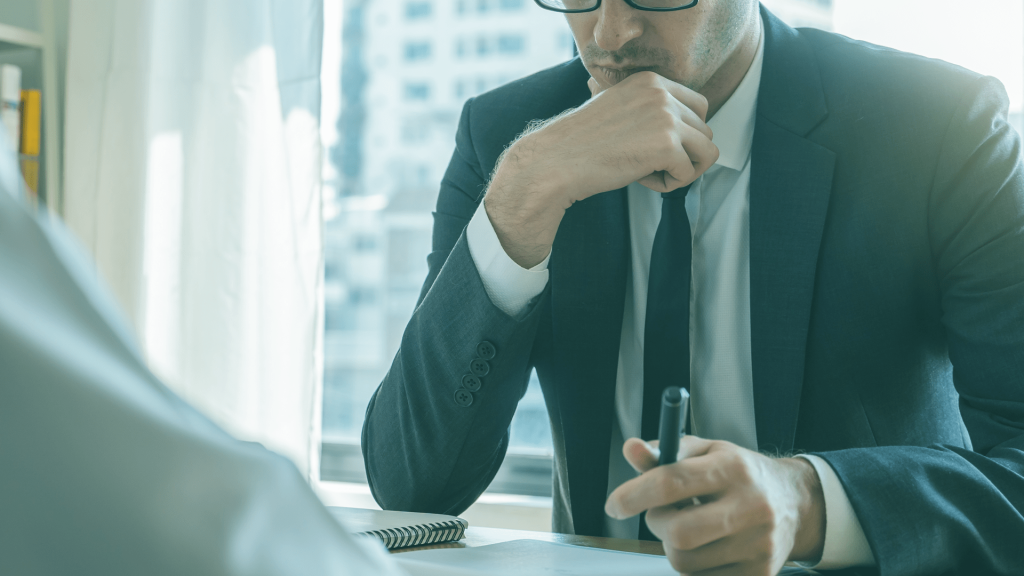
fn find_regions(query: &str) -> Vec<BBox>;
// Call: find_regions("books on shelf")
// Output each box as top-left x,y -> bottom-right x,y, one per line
20,88 -> 40,156
0,63 -> 43,207
329,507 -> 469,550
19,88 -> 41,204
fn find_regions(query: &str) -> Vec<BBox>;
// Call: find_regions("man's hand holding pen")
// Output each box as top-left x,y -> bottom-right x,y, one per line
606,437 -> 827,576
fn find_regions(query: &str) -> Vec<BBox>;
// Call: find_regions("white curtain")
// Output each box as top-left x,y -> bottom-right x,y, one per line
63,0 -> 325,480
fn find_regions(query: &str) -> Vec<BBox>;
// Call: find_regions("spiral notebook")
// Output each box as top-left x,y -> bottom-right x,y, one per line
329,507 -> 469,550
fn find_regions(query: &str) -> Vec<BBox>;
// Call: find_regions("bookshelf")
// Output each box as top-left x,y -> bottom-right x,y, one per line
0,11 -> 61,213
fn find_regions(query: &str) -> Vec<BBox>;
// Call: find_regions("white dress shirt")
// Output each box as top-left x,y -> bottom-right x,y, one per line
465,19 -> 874,569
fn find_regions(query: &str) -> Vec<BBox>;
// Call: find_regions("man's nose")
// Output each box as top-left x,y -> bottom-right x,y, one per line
593,0 -> 644,53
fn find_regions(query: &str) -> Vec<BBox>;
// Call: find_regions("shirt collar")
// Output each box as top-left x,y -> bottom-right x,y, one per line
706,17 -> 764,172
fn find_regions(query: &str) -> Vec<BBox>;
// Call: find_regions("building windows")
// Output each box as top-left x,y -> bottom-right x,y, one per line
405,1 -> 432,19
404,82 -> 431,101
475,36 -> 491,57
460,35 -> 527,58
403,41 -> 432,61
498,34 -> 525,55
400,117 -> 430,143
457,0 -> 525,15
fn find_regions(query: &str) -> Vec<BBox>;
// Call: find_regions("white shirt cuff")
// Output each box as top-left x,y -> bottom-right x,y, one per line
465,201 -> 550,318
795,454 -> 876,569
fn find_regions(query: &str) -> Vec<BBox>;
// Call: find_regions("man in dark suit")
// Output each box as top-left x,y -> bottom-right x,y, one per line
362,1 -> 1024,574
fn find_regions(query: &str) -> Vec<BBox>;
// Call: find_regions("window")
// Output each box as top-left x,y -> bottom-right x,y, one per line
400,117 -> 431,143
353,235 -> 377,251
498,34 -> 525,55
322,0 -> 574,499
322,0 -> 1024,502
403,41 -> 432,61
476,36 -> 490,56
828,0 -> 1023,137
405,1 -> 432,19
404,82 -> 431,101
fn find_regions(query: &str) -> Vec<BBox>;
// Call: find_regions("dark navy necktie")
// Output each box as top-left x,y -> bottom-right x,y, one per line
638,184 -> 692,541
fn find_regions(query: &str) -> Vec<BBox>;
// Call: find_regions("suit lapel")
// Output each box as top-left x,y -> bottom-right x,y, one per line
750,9 -> 836,453
550,189 -> 630,536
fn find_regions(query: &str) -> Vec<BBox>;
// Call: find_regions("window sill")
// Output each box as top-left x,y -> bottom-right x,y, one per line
314,480 -> 553,532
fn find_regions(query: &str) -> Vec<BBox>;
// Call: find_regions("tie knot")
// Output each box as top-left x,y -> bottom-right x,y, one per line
662,184 -> 692,201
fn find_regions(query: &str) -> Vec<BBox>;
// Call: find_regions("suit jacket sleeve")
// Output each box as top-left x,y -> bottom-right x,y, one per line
0,177 -> 404,575
816,77 -> 1024,575
362,97 -> 548,515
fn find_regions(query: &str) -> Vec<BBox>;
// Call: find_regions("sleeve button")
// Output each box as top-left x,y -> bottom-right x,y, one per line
454,388 -> 474,407
476,341 -> 496,360
470,358 -> 490,377
462,374 -> 482,392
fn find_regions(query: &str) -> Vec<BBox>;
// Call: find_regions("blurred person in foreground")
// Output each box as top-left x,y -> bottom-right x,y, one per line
363,1 -> 1024,574
0,141 -> 404,574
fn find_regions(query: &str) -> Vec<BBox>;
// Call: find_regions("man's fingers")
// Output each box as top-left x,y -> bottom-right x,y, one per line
646,497 -> 760,552
661,528 -> 767,574
639,123 -> 719,193
623,435 -> 712,473
638,171 -> 687,194
677,435 -> 713,460
671,99 -> 714,141
668,123 -> 719,184
623,438 -> 660,473
684,563 -> 749,576
681,122 -> 720,172
658,76 -> 710,122
605,451 -> 721,519
587,76 -> 604,98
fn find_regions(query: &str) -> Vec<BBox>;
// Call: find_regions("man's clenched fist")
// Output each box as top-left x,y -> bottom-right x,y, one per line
606,436 -> 826,576
483,71 -> 719,268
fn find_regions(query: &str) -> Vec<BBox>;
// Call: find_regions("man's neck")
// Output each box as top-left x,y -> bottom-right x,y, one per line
702,17 -> 762,120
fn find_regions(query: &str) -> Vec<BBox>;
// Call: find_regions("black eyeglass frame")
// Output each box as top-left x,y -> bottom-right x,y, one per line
533,0 -> 698,13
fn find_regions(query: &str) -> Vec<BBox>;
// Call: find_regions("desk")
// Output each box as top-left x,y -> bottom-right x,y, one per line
392,526 -> 665,556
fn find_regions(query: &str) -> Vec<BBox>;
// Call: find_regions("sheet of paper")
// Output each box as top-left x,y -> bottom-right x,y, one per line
392,540 -> 818,576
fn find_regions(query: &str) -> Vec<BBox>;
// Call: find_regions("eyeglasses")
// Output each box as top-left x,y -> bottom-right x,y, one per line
533,0 -> 698,13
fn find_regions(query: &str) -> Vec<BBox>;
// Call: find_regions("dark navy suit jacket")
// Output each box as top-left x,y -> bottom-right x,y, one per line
363,7 -> 1024,574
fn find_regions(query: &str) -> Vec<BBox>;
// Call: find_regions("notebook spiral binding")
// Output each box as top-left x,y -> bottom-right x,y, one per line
359,518 -> 469,550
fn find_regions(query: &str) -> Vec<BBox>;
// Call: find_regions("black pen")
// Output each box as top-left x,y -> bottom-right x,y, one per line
657,386 -> 701,505
658,386 -> 685,466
